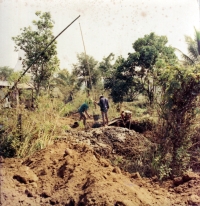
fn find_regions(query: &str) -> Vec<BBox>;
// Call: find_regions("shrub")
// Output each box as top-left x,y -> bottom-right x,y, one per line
153,65 -> 200,178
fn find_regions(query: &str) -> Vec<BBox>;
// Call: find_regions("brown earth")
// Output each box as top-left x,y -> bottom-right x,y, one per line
1,117 -> 200,206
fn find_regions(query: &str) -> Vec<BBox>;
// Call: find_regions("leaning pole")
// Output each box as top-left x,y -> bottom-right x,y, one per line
1,15 -> 80,102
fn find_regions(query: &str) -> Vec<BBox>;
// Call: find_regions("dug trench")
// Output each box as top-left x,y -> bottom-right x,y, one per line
1,123 -> 200,205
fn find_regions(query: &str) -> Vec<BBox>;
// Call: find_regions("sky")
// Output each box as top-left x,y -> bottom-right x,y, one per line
0,0 -> 199,72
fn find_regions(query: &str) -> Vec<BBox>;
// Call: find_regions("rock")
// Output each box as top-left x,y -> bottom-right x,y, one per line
173,177 -> 183,186
188,194 -> 200,205
112,166 -> 121,174
131,172 -> 141,179
174,186 -> 183,194
65,156 -> 73,165
93,151 -> 100,160
168,188 -> 174,192
13,166 -> 38,184
107,172 -> 111,176
115,200 -> 133,206
182,172 -> 198,182
40,191 -> 51,198
115,133 -> 126,142
151,175 -> 158,182
49,199 -> 59,205
64,148 -> 73,157
10,164 -> 15,168
30,182 -> 37,188
0,156 -> 5,163
113,177 -> 117,182
38,168 -> 47,176
174,172 -> 199,187
25,189 -> 33,197
100,159 -> 110,167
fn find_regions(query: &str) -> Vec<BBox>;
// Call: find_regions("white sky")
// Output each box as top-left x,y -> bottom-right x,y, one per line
0,0 -> 199,72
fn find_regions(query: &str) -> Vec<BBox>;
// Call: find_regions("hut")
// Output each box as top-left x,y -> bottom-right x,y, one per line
0,81 -> 34,108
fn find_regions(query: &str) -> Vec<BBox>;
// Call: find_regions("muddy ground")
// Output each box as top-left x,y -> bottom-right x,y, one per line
1,117 -> 200,206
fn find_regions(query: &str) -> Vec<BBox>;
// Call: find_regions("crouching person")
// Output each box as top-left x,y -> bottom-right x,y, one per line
78,100 -> 91,127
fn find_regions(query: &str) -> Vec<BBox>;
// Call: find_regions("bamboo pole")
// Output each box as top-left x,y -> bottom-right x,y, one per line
1,15 -> 80,103
79,22 -> 97,113
79,22 -> 93,98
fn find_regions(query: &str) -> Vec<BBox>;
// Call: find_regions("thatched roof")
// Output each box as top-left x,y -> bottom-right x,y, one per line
0,81 -> 33,89
0,81 -> 13,87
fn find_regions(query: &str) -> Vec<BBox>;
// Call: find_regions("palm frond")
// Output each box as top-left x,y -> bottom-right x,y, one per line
185,35 -> 194,44
187,44 -> 199,60
175,48 -> 195,65
194,28 -> 200,55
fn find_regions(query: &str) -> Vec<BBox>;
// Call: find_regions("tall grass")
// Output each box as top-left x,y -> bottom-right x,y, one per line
0,95 -> 71,157
0,92 -> 157,159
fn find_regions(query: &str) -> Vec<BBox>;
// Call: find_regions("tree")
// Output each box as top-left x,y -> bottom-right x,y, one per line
52,69 -> 77,102
104,56 -> 126,103
8,71 -> 30,84
72,53 -> 100,95
12,11 -> 59,96
104,56 -> 143,103
127,32 -> 177,104
178,29 -> 200,66
154,64 -> 200,178
99,53 -> 115,79
0,66 -> 14,81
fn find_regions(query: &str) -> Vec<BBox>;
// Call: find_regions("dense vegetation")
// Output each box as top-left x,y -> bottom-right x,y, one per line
0,11 -> 200,180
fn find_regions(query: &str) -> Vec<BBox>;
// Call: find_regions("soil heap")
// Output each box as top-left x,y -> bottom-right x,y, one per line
1,127 -> 200,206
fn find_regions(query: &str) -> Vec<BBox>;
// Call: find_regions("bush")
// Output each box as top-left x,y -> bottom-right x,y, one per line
153,65 -> 200,178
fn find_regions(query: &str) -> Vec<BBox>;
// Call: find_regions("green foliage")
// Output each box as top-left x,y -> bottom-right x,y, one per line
154,64 -> 200,177
104,33 -> 177,104
104,56 -> 143,103
111,155 -> 123,166
12,11 -> 59,96
51,69 -> 78,102
0,96 -> 70,157
151,150 -> 172,180
99,53 -> 115,79
0,66 -> 14,81
179,28 -> 200,65
72,53 -> 100,93
131,33 -> 177,69
0,135 -> 17,158
8,71 -> 30,84
127,32 -> 177,104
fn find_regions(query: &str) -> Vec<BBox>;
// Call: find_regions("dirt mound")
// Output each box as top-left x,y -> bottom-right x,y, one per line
65,127 -> 156,176
67,126 -> 154,153
1,127 -> 200,206
1,141 -> 169,206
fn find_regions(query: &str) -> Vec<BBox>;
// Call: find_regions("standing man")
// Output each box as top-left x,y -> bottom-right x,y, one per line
78,100 -> 91,127
95,95 -> 109,126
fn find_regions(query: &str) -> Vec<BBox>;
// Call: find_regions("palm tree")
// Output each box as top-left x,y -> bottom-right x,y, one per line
51,69 -> 76,102
71,53 -> 100,95
177,29 -> 200,65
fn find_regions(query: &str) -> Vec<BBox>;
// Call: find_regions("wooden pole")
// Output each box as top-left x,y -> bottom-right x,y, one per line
79,22 -> 93,98
1,15 -> 81,103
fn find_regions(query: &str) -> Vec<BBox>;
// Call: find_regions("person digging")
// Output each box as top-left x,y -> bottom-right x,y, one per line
77,100 -> 92,128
